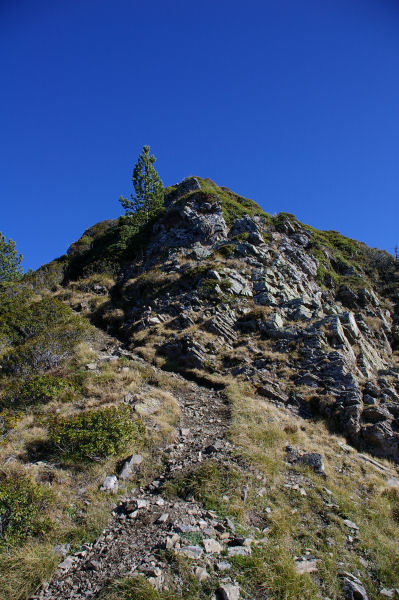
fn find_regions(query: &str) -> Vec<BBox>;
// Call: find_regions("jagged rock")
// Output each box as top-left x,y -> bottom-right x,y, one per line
340,312 -> 360,343
190,243 -> 213,260
225,270 -> 253,296
119,454 -> 143,480
230,215 -> 264,246
362,421 -> 399,459
362,406 -> 393,424
341,573 -> 369,600
363,394 -> 378,405
291,232 -> 311,247
258,383 -> 289,404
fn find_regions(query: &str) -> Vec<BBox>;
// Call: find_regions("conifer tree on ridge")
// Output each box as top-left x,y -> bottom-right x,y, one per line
119,145 -> 164,223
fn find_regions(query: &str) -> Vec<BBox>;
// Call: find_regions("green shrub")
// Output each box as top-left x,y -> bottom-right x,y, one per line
232,232 -> 250,242
0,472 -> 52,546
216,244 -> 235,258
198,277 -> 232,300
1,375 -> 76,408
0,410 -> 22,437
48,405 -> 145,461
3,320 -> 93,375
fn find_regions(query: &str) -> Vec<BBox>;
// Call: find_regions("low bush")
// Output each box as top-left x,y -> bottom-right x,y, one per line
2,320 -> 93,375
0,472 -> 52,546
48,405 -> 145,461
1,375 -> 76,408
216,244 -> 235,257
0,410 -> 22,437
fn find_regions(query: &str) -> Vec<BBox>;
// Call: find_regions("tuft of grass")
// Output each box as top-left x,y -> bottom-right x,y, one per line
0,542 -> 59,600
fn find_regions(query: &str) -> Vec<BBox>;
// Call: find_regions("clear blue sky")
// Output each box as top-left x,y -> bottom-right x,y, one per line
1,0 -> 398,270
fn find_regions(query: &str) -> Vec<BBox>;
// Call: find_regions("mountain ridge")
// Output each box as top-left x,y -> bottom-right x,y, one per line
1,176 -> 399,600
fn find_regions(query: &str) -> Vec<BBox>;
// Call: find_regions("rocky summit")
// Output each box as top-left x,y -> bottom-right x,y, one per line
1,177 -> 399,600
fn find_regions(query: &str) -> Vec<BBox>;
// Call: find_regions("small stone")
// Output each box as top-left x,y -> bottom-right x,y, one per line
136,499 -> 149,509
53,543 -> 70,557
203,538 -> 222,554
216,583 -> 240,600
343,519 -> 359,530
86,363 -> 98,370
216,561 -> 232,571
175,524 -> 199,533
227,546 -> 251,557
181,428 -> 190,437
380,590 -> 395,598
156,513 -> 169,524
386,477 -> 399,488
58,557 -> 74,571
166,534 -> 180,549
100,475 -> 118,492
295,559 -> 318,575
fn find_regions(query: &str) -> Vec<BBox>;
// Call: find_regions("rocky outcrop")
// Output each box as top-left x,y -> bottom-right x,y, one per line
79,178 -> 399,462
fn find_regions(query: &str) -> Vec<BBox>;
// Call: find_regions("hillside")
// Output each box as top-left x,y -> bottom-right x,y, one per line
1,177 -> 399,600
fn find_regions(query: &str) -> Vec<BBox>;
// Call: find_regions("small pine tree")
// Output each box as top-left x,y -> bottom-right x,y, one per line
119,145 -> 164,223
0,233 -> 23,282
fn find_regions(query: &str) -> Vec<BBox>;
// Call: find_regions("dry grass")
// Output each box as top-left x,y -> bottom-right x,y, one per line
363,316 -> 383,333
226,382 -> 399,599
0,542 -> 59,600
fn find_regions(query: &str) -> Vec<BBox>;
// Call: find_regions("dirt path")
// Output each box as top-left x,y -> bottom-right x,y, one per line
33,368 -> 236,599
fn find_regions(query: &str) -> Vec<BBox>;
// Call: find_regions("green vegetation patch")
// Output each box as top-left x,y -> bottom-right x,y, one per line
197,177 -> 270,226
99,576 -> 179,600
0,472 -> 52,547
48,405 -> 145,461
164,460 -> 244,515
1,375 -> 76,409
